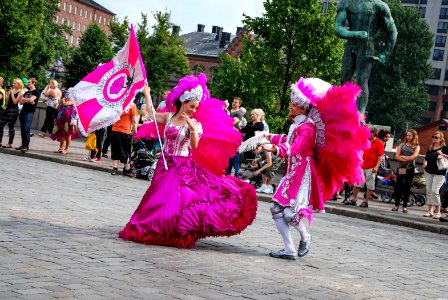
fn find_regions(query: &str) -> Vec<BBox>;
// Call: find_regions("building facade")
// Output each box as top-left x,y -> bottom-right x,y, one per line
180,24 -> 246,83
55,0 -> 115,46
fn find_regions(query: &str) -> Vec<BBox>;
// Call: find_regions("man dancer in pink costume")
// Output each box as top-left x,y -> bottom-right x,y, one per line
265,78 -> 369,260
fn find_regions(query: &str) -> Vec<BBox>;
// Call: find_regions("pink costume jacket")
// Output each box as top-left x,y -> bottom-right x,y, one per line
271,115 -> 324,220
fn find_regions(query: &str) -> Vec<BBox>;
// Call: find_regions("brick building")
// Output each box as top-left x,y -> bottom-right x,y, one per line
55,0 -> 115,46
180,24 -> 247,83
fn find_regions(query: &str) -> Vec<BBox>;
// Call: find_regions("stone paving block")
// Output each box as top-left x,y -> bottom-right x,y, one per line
14,287 -> 51,295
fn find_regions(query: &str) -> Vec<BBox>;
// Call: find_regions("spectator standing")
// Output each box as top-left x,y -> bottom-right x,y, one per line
225,97 -> 244,178
85,128 -> 105,162
39,80 -> 61,138
50,90 -> 79,154
241,109 -> 265,161
0,77 -> 5,110
423,131 -> 448,219
392,129 -> 420,213
345,126 -> 384,208
0,79 -> 23,148
110,102 -> 138,176
17,78 -> 39,152
101,125 -> 112,158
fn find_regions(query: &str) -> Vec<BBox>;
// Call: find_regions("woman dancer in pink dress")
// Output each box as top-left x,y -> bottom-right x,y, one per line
119,74 -> 257,248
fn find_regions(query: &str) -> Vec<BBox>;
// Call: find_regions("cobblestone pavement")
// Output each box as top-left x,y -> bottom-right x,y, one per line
1,154 -> 448,299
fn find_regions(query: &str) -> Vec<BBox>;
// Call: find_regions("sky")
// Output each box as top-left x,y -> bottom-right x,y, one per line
94,0 -> 266,35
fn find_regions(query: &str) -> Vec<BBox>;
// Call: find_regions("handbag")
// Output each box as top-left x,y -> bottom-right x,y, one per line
437,155 -> 448,170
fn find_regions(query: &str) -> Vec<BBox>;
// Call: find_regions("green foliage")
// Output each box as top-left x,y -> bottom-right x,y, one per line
109,17 -> 130,52
65,23 -> 114,87
28,0 -> 71,88
0,0 -> 69,88
211,0 -> 343,133
368,0 -> 433,135
138,11 -> 190,95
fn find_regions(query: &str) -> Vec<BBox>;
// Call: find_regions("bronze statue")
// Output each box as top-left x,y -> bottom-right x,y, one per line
335,0 -> 397,114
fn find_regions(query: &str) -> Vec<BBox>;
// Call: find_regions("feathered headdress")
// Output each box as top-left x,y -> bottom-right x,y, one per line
290,77 -> 332,108
165,73 -> 210,112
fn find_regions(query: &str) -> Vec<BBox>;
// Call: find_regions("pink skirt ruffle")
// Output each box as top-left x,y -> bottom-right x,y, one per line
119,155 -> 257,248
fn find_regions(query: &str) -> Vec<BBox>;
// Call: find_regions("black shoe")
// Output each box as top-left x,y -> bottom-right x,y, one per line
20,147 -> 29,153
123,168 -> 135,178
439,216 -> 448,222
111,168 -> 119,175
298,236 -> 311,257
15,146 -> 23,150
344,200 -> 357,206
30,133 -> 34,137
371,193 -> 379,199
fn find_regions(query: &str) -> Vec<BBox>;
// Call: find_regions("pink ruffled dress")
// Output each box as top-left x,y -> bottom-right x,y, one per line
119,114 -> 257,248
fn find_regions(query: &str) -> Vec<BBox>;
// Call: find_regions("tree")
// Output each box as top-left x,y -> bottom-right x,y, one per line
367,0 -> 433,135
28,0 -> 71,86
139,11 -> 190,95
211,0 -> 343,132
65,23 -> 114,87
0,0 -> 45,81
109,16 -> 130,52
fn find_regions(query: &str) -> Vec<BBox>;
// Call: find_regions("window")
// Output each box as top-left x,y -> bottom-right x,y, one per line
441,8 -> 448,19
77,37 -> 80,45
78,23 -> 81,31
428,85 -> 439,96
72,21 -> 75,30
74,7 -> 77,14
421,117 -> 431,125
443,102 -> 448,111
90,12 -> 92,20
63,2 -> 66,11
61,17 -> 65,24
439,125 -> 448,131
94,14 -> 97,21
445,70 -> 448,81
103,18 -> 106,25
438,22 -> 448,33
55,15 -> 58,24
420,7 -> 426,18
99,16 -> 102,23
429,101 -> 437,111
67,20 -> 70,26
85,10 -> 88,18
70,36 -> 74,44
431,68 -> 442,80
436,35 -> 446,47
83,24 -> 86,31
443,0 -> 448,5
80,8 -> 83,16
433,49 -> 445,61
69,4 -> 72,13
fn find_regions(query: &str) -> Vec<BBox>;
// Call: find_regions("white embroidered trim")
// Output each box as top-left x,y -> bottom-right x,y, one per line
179,85 -> 203,102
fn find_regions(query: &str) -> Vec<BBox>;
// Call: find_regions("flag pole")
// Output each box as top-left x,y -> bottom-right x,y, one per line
146,87 -> 168,170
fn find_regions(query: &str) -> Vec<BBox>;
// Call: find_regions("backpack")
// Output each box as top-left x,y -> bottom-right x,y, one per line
85,132 -> 98,154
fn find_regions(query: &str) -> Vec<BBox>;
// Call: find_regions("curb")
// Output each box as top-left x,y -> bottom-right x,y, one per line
256,192 -> 448,235
2,147 -> 448,235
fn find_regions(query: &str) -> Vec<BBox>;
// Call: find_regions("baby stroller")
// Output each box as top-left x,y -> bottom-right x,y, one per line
130,139 -> 160,181
378,157 -> 426,207
238,161 -> 263,189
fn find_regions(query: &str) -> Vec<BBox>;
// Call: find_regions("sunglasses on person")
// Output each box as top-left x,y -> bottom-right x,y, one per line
432,135 -> 440,139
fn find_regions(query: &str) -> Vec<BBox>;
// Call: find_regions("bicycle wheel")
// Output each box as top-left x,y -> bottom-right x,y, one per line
381,192 -> 392,203
407,194 -> 415,207
415,194 -> 426,206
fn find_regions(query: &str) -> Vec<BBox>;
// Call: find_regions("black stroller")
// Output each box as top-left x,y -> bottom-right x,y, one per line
378,156 -> 426,207
130,139 -> 160,181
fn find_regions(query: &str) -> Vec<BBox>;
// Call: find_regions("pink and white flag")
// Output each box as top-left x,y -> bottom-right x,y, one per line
70,25 -> 146,136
